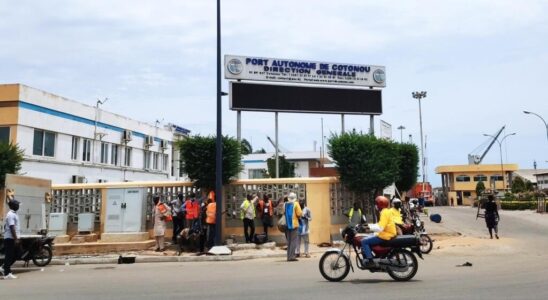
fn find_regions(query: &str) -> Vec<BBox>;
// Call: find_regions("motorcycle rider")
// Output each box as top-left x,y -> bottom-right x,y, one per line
2,199 -> 21,279
361,196 -> 397,267
390,198 -> 404,235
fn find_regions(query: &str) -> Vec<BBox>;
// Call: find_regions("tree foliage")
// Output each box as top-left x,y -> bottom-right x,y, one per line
395,143 -> 419,193
0,142 -> 24,188
476,181 -> 486,198
328,132 -> 400,194
177,135 -> 242,189
253,148 -> 267,154
266,155 -> 295,178
240,138 -> 252,155
511,177 -> 526,193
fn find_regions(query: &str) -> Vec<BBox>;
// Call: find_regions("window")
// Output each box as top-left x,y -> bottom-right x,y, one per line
249,169 -> 267,179
82,139 -> 91,162
473,174 -> 487,182
153,152 -> 159,170
163,154 -> 169,171
124,147 -> 132,167
456,175 -> 470,182
100,142 -> 109,164
490,175 -> 503,181
463,192 -> 472,197
71,136 -> 79,160
144,150 -> 151,169
33,129 -> 55,157
111,144 -> 119,165
0,127 -> 9,144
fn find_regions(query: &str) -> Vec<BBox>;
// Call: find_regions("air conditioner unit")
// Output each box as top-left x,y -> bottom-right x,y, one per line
78,213 -> 95,233
122,130 -> 133,142
145,135 -> 154,147
72,175 -> 85,183
160,139 -> 167,150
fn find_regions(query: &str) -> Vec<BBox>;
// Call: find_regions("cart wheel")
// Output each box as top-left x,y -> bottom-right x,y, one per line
33,245 -> 53,267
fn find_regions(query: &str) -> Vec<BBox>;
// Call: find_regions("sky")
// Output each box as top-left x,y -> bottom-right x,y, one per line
1,0 -> 547,187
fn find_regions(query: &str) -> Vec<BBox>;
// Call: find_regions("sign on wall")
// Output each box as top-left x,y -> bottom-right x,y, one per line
380,120 -> 392,140
225,55 -> 386,88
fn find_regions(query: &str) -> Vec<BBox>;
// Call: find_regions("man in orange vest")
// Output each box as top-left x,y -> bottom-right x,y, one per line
205,196 -> 216,249
184,193 -> 199,229
258,194 -> 273,240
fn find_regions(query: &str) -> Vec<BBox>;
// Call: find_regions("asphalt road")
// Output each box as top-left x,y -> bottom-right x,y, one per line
3,207 -> 547,300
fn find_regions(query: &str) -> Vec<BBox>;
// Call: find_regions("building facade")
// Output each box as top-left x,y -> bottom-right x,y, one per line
240,152 -> 325,179
436,164 -> 519,205
0,84 -> 189,184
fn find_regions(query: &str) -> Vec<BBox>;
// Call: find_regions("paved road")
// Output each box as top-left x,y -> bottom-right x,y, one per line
3,207 -> 547,300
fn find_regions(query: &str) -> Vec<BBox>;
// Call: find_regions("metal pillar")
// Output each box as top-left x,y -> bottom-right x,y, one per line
341,114 -> 345,133
236,110 -> 241,142
369,115 -> 374,135
275,112 -> 279,178
214,0 -> 222,246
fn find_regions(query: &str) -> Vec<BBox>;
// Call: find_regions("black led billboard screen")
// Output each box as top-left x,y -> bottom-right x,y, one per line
230,82 -> 382,115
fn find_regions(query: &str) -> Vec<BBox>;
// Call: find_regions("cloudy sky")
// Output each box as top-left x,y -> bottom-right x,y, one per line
1,0 -> 547,186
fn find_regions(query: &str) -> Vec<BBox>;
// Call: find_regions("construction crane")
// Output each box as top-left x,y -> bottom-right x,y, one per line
468,126 -> 505,165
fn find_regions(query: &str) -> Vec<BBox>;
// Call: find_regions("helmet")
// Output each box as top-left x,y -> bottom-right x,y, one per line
375,196 -> 389,210
392,198 -> 402,209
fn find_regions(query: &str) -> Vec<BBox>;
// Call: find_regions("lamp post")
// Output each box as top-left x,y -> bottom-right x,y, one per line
483,132 -> 516,191
397,125 -> 405,143
412,91 -> 427,195
523,111 -> 548,142
215,0 -> 222,245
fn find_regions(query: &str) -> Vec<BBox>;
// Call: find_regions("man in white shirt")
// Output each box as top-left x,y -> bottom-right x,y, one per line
2,199 -> 21,279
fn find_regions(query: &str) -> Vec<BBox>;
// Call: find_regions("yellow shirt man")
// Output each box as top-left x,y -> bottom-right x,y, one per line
374,208 -> 397,240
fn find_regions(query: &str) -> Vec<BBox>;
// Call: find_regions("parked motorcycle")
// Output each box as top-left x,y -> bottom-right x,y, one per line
0,234 -> 54,267
319,224 -> 423,282
403,208 -> 433,254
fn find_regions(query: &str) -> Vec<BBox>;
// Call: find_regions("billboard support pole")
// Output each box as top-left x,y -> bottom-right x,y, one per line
237,110 -> 241,142
369,115 -> 374,135
275,112 -> 279,178
341,114 -> 345,133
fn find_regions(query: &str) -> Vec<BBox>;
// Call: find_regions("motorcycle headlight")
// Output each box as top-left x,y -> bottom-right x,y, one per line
415,219 -> 421,227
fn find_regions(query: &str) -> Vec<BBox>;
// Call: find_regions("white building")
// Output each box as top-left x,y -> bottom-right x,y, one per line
534,172 -> 548,191
0,84 -> 189,183
240,151 -> 329,179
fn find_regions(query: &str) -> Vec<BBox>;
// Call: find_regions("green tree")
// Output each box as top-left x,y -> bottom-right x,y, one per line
177,135 -> 242,189
475,181 -> 486,198
240,138 -> 252,155
328,132 -> 399,195
266,155 -> 295,178
253,148 -> 266,154
511,177 -> 526,193
395,143 -> 419,194
0,142 -> 24,188
525,179 -> 534,191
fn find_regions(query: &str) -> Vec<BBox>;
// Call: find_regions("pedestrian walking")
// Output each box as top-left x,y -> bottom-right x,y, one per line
284,192 -> 302,261
152,195 -> 169,252
258,194 -> 273,240
296,200 -> 311,258
2,199 -> 20,279
240,194 -> 258,243
484,195 -> 500,239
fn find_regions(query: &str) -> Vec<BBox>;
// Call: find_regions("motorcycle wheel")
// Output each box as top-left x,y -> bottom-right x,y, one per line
319,252 -> 350,282
420,234 -> 433,254
32,245 -> 53,267
387,249 -> 418,281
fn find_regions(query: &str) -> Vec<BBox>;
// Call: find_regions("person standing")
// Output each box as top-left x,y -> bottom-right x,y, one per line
484,195 -> 500,239
296,200 -> 311,258
284,192 -> 303,261
258,194 -> 273,240
240,194 -> 257,243
347,202 -> 363,227
152,196 -> 169,252
2,199 -> 20,279
184,193 -> 199,229
170,194 -> 184,243
205,197 -> 217,249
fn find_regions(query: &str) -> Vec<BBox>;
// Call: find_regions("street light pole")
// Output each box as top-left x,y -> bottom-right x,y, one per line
412,91 -> 427,195
215,0 -> 222,246
397,125 -> 405,143
523,111 -> 548,142
484,133 -> 516,192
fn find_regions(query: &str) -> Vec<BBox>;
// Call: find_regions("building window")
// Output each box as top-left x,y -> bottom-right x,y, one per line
111,144 -> 119,166
0,127 -> 9,144
249,169 -> 267,179
463,191 -> 472,197
33,129 -> 55,157
163,154 -> 169,171
71,136 -> 79,160
473,174 -> 487,182
490,175 -> 503,181
456,175 -> 470,182
124,147 -> 132,167
100,142 -> 109,164
153,152 -> 159,170
144,150 -> 151,169
82,139 -> 91,162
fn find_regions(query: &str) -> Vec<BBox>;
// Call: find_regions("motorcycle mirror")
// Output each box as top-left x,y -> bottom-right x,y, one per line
361,215 -> 367,224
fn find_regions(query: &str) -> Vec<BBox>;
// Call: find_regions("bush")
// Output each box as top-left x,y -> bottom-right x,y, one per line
0,142 -> 24,188
500,201 -> 537,210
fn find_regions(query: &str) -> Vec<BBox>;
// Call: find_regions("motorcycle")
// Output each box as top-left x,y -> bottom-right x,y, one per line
319,224 -> 423,282
0,234 -> 54,267
403,207 -> 433,254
